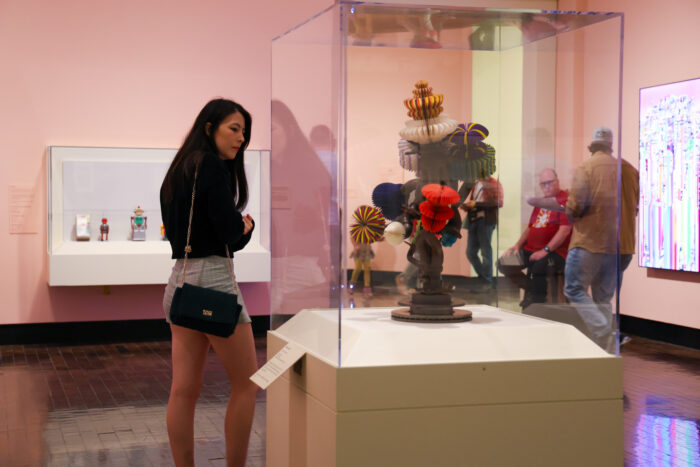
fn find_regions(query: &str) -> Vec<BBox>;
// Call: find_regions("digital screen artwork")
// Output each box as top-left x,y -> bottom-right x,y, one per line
638,77 -> 700,271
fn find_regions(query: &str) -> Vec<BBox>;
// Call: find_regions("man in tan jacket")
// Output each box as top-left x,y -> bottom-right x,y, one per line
564,126 -> 639,352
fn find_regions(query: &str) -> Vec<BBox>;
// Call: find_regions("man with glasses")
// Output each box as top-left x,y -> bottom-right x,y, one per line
498,168 -> 572,308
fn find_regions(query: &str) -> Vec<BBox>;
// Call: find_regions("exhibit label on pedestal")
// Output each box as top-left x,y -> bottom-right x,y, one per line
250,342 -> 306,390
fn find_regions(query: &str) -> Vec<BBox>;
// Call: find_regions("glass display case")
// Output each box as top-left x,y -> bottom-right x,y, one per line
268,4 -> 624,465
47,146 -> 270,286
271,2 -> 625,354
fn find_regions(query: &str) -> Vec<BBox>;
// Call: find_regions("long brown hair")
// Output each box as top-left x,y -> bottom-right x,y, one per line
162,98 -> 251,210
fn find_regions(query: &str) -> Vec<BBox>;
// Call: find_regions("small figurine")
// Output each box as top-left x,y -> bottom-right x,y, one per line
75,214 -> 90,241
160,224 -> 167,241
349,205 -> 386,296
350,241 -> 375,296
99,218 -> 109,241
130,206 -> 147,241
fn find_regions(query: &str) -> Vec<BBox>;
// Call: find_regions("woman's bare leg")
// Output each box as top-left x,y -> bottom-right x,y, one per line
167,324 -> 210,466
208,323 -> 258,467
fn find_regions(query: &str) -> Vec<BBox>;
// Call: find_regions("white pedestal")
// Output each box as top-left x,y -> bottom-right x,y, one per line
266,306 -> 622,467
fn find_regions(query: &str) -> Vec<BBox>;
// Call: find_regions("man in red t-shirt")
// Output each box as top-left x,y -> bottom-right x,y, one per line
498,169 -> 572,307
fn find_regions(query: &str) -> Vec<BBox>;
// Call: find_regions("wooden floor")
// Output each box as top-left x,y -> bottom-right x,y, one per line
620,337 -> 700,466
0,328 -> 697,466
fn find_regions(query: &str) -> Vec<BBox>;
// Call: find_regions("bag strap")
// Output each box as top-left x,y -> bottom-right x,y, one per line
180,164 -> 236,287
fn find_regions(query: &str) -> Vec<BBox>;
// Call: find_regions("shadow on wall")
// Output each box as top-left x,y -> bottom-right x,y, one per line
270,100 -> 334,317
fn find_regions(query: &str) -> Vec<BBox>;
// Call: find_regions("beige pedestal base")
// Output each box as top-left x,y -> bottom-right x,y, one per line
266,307 -> 622,467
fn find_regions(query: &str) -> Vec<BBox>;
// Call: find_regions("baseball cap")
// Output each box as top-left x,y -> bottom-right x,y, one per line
591,126 -> 613,147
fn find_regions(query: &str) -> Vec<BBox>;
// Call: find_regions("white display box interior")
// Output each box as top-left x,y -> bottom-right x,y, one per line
47,146 -> 270,286
267,307 -> 622,467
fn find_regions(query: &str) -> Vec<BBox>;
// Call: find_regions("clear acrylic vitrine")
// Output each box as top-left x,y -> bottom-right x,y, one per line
270,2 -> 625,363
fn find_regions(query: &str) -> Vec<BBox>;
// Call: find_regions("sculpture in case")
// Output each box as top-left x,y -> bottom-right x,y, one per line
130,206 -> 147,241
370,80 -> 499,322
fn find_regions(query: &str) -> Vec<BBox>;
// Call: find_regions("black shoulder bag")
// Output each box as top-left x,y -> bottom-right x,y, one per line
169,166 -> 242,338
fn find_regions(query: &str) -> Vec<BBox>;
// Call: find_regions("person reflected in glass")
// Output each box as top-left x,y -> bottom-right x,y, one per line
309,124 -> 336,178
270,101 -> 333,318
498,168 -> 572,308
309,124 -> 341,287
564,126 -> 639,351
349,239 -> 375,296
160,98 -> 257,467
459,169 -> 504,291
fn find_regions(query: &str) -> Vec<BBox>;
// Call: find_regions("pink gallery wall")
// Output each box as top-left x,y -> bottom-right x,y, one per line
0,0 -> 330,325
557,0 -> 700,330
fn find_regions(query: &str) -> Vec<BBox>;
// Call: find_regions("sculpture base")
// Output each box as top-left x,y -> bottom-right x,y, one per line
391,307 -> 472,322
393,292 -> 471,322
132,231 -> 146,241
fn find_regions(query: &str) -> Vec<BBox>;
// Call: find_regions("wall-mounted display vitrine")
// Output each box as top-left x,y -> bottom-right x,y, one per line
47,146 -> 270,286
267,3 -> 625,466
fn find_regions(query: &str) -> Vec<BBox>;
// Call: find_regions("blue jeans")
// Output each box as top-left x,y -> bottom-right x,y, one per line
564,248 -> 633,348
398,252 -> 420,289
466,218 -> 496,284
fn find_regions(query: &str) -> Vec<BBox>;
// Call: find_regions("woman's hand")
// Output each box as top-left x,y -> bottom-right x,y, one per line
529,249 -> 548,262
242,214 -> 254,235
459,200 -> 476,211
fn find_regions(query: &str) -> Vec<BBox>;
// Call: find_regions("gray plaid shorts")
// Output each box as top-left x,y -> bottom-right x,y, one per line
163,256 -> 252,325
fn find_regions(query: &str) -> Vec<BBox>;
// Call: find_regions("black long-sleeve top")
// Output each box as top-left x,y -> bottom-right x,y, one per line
160,152 -> 254,259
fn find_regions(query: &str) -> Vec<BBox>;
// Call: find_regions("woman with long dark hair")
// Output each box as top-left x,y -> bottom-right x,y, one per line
160,98 -> 257,467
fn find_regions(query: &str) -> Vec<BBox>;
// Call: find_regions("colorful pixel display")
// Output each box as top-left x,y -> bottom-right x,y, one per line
639,77 -> 700,271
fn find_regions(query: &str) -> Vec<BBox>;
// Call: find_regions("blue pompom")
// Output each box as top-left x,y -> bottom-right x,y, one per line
371,183 -> 403,220
440,232 -> 458,247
